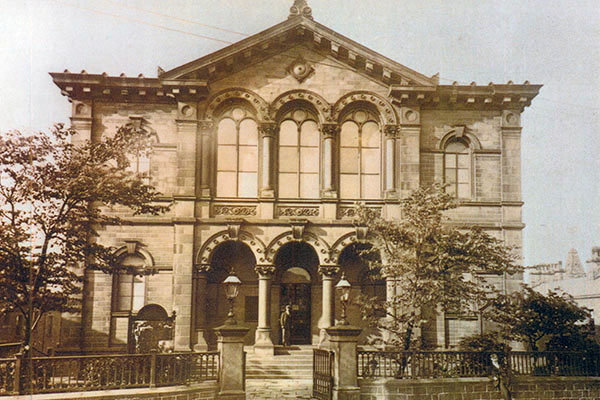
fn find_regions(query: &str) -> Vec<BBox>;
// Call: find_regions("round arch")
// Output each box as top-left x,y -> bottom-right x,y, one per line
271,90 -> 331,123
438,128 -> 482,151
330,231 -> 388,266
203,87 -> 271,122
196,230 -> 267,266
265,231 -> 331,265
332,91 -> 398,125
113,246 -> 155,268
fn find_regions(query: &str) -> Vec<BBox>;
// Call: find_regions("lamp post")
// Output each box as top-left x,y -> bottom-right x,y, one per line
336,273 -> 351,325
223,272 -> 242,325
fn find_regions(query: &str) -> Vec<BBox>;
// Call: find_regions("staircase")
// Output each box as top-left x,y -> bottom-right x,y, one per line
245,345 -> 314,399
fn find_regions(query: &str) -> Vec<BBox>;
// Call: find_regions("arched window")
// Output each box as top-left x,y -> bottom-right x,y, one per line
278,108 -> 320,199
339,109 -> 381,199
216,106 -> 258,198
444,138 -> 471,199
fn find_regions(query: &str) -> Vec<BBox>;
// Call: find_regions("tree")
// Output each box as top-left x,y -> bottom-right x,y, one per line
485,286 -> 595,351
356,184 -> 521,350
0,124 -> 168,353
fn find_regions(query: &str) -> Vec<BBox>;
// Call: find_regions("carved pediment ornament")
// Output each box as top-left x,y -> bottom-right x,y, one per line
289,0 -> 313,20
319,265 -> 340,278
287,56 -> 315,83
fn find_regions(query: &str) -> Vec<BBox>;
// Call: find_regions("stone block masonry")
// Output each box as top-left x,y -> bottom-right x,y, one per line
359,376 -> 600,399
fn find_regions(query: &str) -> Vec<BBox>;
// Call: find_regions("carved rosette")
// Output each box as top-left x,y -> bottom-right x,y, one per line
255,265 -> 276,277
322,124 -> 340,139
319,265 -> 340,278
214,205 -> 257,216
259,123 -> 278,138
278,207 -> 319,217
384,125 -> 399,138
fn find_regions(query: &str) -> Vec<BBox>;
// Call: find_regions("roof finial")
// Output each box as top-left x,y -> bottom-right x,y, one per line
289,0 -> 313,20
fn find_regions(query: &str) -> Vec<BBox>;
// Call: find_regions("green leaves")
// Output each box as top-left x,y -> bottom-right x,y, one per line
0,124 -> 168,343
355,184 -> 520,349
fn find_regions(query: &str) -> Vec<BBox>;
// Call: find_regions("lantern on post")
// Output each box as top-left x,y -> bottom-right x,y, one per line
335,273 -> 351,325
223,271 -> 242,325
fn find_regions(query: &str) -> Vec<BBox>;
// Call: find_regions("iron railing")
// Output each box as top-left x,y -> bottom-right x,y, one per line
313,348 -> 334,400
357,350 -> 600,379
0,351 -> 218,396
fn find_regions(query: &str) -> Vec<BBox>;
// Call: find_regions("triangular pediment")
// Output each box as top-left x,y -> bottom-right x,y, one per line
160,16 -> 436,87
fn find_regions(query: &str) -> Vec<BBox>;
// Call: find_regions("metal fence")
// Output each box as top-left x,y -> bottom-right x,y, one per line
357,350 -> 600,379
0,351 -> 218,396
313,348 -> 334,400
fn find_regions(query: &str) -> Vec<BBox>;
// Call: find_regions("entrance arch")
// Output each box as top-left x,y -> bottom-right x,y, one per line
275,242 -> 318,345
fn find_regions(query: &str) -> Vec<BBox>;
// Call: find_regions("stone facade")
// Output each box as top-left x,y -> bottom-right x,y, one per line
48,1 -> 540,354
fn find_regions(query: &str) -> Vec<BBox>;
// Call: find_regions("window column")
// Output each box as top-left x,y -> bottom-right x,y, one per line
384,125 -> 398,198
259,123 -> 277,198
254,265 -> 276,355
322,124 -> 338,197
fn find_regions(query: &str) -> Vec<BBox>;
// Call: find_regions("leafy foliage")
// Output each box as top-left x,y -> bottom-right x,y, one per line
0,124 -> 168,347
485,286 -> 595,351
356,184 -> 520,350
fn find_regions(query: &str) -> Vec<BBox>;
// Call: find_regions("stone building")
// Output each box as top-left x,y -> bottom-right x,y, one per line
528,247 -> 600,319
48,0 -> 540,354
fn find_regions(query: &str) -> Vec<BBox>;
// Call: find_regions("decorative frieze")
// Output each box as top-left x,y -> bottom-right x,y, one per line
278,206 -> 319,217
213,205 -> 257,216
338,206 -> 382,219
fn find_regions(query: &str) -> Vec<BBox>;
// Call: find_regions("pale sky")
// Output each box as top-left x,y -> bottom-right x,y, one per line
0,0 -> 598,267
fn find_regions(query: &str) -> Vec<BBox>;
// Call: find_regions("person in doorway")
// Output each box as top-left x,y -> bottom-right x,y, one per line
280,305 -> 291,346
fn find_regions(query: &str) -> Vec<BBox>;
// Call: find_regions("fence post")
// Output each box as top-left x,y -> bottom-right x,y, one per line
149,353 -> 157,388
326,325 -> 362,400
12,352 -> 22,395
215,324 -> 249,400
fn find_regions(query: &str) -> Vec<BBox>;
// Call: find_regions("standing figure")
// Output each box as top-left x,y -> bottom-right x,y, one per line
280,305 -> 291,346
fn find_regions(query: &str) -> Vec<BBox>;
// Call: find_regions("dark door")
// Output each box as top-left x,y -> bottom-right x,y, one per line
281,283 -> 311,344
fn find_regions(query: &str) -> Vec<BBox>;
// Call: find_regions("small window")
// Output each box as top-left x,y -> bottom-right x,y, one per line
444,138 -> 471,199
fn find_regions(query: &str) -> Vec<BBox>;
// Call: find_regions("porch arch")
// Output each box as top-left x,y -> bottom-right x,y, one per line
196,230 -> 267,266
265,231 -> 331,264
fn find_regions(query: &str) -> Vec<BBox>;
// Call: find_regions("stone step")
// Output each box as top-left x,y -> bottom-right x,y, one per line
246,378 -> 313,399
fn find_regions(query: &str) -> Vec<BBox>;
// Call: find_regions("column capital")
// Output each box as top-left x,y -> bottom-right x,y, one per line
259,123 -> 278,138
319,265 -> 340,278
255,265 -> 276,277
384,124 -> 400,138
322,123 -> 340,139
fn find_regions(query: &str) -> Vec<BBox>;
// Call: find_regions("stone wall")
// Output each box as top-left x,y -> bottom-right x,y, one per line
359,376 -> 600,400
11,383 -> 217,400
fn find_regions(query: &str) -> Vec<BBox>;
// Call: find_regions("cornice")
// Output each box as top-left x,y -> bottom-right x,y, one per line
389,83 -> 542,111
50,71 -> 209,103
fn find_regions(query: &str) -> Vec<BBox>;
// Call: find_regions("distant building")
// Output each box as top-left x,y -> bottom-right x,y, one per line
527,248 -> 600,318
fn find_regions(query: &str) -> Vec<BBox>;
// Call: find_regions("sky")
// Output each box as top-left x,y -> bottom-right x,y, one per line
0,0 -> 598,267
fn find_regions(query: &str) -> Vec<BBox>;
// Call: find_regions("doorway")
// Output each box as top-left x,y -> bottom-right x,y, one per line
280,267 -> 311,345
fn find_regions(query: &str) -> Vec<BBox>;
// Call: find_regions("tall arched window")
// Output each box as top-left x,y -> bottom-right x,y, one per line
444,138 -> 471,199
278,108 -> 320,199
216,107 -> 258,198
339,109 -> 381,199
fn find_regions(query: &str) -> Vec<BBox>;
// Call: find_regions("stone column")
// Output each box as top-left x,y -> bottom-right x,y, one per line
383,125 -> 398,198
194,264 -> 211,351
254,265 -> 275,355
259,123 -> 277,198
318,265 -> 339,345
215,324 -> 249,400
385,275 -> 397,319
198,120 -> 214,198
326,325 -> 362,400
322,124 -> 339,196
